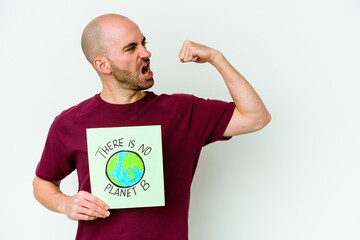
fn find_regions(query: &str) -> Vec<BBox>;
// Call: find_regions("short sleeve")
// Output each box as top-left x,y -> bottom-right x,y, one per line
190,96 -> 235,146
36,116 -> 75,181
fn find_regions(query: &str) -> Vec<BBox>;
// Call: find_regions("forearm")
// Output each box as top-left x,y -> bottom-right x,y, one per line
33,176 -> 110,221
210,51 -> 270,120
32,176 -> 69,214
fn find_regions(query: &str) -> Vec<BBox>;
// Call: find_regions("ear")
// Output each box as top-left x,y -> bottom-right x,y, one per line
93,57 -> 112,74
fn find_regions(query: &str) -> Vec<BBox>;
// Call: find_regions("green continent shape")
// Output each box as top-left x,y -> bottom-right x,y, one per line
128,169 -> 135,179
109,175 -> 119,185
122,153 -> 144,172
107,155 -> 120,177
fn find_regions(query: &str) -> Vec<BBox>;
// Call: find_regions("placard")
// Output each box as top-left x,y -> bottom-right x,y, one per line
86,125 -> 164,209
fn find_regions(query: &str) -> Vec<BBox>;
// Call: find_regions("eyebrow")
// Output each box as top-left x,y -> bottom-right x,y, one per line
122,37 -> 146,51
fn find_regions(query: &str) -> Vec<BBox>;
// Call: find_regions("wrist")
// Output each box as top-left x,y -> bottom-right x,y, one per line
209,50 -> 225,66
56,193 -> 70,214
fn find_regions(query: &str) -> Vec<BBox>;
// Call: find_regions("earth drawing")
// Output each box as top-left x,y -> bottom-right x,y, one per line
106,150 -> 145,188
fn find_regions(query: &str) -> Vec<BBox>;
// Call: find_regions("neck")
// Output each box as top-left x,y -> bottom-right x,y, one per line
100,87 -> 146,104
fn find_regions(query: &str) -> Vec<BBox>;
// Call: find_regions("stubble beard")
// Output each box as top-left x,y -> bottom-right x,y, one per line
110,62 -> 154,91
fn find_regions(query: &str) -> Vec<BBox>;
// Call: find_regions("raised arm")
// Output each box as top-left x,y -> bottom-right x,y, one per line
32,176 -> 110,221
178,40 -> 271,136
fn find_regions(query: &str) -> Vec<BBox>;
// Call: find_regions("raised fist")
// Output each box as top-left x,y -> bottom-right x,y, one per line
178,40 -> 219,64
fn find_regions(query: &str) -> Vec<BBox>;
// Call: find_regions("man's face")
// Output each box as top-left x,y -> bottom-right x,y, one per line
104,20 -> 154,90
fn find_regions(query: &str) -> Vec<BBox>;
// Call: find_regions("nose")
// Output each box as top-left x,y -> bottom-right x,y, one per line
139,46 -> 151,59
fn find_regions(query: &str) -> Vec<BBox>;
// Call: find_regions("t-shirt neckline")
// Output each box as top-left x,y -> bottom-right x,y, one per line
95,91 -> 155,109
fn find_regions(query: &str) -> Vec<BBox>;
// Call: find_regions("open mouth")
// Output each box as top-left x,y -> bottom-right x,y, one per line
141,63 -> 150,76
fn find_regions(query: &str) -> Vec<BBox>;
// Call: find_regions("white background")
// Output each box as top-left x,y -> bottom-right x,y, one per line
0,0 -> 359,239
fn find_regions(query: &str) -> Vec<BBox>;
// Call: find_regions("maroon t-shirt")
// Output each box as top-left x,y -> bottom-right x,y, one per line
36,91 -> 235,240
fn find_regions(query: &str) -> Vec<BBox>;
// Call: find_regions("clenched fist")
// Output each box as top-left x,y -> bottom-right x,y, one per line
178,40 -> 220,64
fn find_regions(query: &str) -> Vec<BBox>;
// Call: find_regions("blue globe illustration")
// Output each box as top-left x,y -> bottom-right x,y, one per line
106,151 -> 145,188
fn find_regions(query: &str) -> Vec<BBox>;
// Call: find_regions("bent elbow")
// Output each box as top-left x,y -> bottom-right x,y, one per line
265,113 -> 271,125
255,113 -> 271,131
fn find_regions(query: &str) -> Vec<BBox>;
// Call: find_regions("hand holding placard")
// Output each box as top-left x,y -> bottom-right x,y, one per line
61,190 -> 110,221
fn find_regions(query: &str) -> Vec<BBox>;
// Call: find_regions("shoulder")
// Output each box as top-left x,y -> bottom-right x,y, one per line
154,92 -> 194,102
152,92 -> 229,111
152,92 -> 196,113
52,95 -> 99,129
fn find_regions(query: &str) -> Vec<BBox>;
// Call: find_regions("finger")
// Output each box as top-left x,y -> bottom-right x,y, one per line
185,46 -> 198,62
182,46 -> 190,62
183,43 -> 196,63
78,214 -> 97,221
67,201 -> 100,221
179,40 -> 192,62
79,191 -> 109,210
78,203 -> 110,218
76,191 -> 110,217
70,212 -> 98,221
84,200 -> 110,218
73,197 -> 110,218
178,42 -> 186,62
178,43 -> 184,60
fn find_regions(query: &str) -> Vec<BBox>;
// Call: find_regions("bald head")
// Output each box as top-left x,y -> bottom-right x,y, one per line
81,14 -> 137,64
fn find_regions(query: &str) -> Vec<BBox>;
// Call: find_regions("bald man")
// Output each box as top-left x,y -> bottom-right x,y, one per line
33,14 -> 270,239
